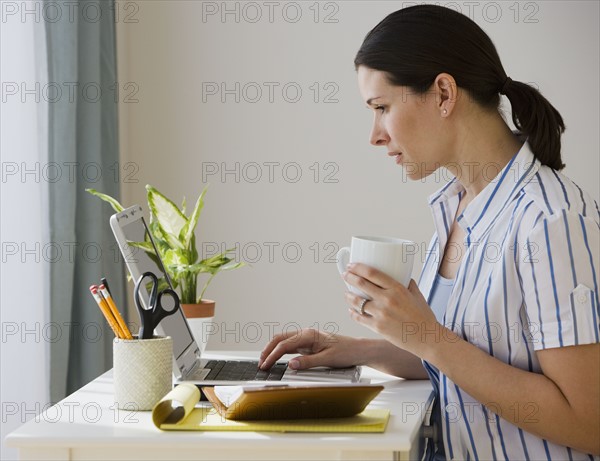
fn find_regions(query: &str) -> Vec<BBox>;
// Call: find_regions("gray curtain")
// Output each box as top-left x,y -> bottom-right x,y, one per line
45,0 -> 127,402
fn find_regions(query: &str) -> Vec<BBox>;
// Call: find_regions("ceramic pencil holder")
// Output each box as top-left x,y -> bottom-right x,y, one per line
113,335 -> 173,411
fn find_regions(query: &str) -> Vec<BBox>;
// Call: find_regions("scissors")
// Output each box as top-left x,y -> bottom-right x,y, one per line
134,271 -> 181,339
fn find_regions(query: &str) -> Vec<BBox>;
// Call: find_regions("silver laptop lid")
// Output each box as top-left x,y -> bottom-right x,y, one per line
110,205 -> 201,378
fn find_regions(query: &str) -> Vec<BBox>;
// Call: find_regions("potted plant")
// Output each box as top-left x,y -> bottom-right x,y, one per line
87,184 -> 244,351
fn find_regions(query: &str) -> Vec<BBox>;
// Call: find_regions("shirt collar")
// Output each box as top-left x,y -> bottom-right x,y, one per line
428,135 -> 540,243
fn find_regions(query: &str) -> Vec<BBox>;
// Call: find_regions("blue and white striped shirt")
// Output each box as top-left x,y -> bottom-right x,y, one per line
418,138 -> 600,460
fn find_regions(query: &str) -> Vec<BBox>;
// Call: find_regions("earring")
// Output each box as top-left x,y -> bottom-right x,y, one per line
443,109 -> 448,115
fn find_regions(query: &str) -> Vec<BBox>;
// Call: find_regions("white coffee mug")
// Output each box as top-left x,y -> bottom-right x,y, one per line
336,236 -> 416,299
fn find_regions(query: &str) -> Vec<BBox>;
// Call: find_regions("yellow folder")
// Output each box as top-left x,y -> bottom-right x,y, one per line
152,383 -> 390,433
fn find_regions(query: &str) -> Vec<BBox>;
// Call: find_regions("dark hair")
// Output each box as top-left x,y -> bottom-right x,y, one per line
354,5 -> 565,170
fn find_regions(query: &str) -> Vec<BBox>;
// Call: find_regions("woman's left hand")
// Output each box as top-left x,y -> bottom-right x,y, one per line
343,262 -> 441,357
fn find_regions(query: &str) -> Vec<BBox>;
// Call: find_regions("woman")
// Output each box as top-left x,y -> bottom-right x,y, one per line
259,5 -> 599,460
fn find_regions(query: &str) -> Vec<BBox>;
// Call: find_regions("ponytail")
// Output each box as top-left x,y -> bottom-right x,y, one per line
354,5 -> 567,170
501,79 -> 565,170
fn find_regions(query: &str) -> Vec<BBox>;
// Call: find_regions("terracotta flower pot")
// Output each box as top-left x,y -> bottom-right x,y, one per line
181,300 -> 215,354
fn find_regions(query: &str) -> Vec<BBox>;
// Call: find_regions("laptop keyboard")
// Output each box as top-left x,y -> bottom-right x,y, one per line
203,360 -> 288,381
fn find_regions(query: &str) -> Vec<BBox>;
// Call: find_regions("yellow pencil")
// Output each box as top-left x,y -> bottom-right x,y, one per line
99,284 -> 133,340
89,285 -> 125,339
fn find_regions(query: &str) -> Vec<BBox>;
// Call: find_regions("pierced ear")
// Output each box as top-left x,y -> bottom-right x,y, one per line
435,73 -> 457,116
437,78 -> 453,103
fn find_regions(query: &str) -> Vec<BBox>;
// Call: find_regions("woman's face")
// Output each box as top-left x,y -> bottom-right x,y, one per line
357,66 -> 450,180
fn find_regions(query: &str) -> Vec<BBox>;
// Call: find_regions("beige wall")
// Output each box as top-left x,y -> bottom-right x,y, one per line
116,1 -> 599,350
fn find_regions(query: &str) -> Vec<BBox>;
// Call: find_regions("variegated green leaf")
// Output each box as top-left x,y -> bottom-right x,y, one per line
85,189 -> 124,213
199,253 -> 231,268
146,185 -> 187,249
180,263 -> 215,275
181,196 -> 187,215
180,185 -> 208,249
190,234 -> 199,265
127,240 -> 156,256
155,277 -> 170,293
128,240 -> 164,270
163,248 -> 189,267
220,261 -> 245,271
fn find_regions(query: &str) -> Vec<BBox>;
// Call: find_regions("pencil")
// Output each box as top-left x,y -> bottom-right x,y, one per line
101,277 -> 111,296
99,284 -> 133,340
89,285 -> 125,339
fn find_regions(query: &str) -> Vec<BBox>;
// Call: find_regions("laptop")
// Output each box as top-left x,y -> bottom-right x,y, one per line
110,205 -> 361,386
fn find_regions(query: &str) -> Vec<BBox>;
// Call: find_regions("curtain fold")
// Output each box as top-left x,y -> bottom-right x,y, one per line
45,0 -> 127,401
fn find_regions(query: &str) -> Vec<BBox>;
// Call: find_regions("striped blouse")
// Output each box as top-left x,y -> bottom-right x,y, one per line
418,137 -> 600,461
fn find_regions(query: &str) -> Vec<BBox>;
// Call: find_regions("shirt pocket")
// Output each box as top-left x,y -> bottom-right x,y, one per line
569,283 -> 600,345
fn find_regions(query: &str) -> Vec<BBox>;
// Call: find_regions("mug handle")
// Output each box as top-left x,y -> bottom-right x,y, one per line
336,247 -> 353,291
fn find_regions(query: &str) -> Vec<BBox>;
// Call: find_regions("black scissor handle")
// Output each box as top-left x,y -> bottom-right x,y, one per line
134,272 -> 159,310
134,271 -> 159,339
152,288 -> 181,326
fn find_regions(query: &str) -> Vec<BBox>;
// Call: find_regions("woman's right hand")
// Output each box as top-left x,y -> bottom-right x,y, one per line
258,328 -> 364,370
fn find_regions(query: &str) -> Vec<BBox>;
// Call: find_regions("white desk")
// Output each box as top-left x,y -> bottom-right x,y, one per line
5,351 -> 433,461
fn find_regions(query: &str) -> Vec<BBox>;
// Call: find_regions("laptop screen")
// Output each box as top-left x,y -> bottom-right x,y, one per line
117,214 -> 196,361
